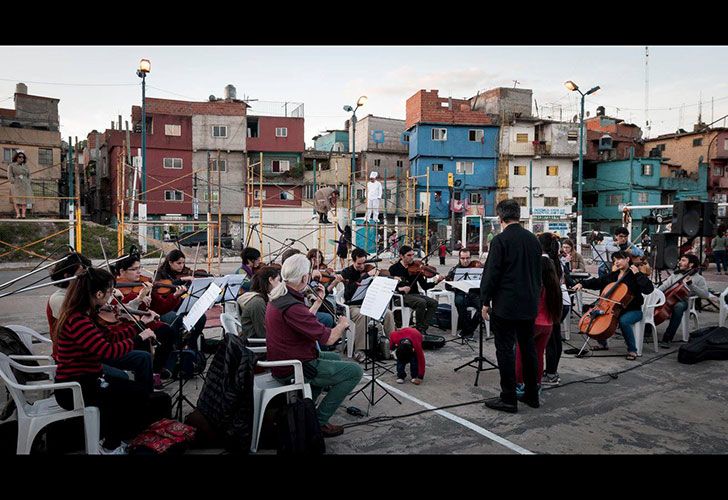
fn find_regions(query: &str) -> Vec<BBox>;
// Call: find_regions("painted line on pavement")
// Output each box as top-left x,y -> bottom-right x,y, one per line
362,375 -> 534,455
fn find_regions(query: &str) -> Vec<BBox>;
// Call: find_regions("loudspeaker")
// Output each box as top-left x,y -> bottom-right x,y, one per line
672,201 -> 718,237
653,233 -> 680,270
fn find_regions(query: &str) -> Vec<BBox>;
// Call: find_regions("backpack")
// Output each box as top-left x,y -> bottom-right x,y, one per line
129,418 -> 197,455
275,397 -> 325,455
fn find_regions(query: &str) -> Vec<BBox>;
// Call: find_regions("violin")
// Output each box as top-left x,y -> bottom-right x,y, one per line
466,261 -> 483,268
178,266 -> 214,279
578,271 -> 634,341
407,260 -> 439,279
96,304 -> 154,327
654,268 -> 699,326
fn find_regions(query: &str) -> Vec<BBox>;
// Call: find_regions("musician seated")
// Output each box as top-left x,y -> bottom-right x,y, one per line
236,247 -> 262,292
573,251 -> 654,361
265,254 -> 361,438
237,266 -> 281,339
444,249 -> 482,338
658,254 -> 710,348
340,248 -> 396,362
560,239 -> 586,274
388,245 -> 441,335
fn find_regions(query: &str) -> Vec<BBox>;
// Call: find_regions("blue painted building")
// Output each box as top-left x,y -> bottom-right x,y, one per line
314,130 -> 349,153
407,123 -> 499,220
582,157 -> 708,235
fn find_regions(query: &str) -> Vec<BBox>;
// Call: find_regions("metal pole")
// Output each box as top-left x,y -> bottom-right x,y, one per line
350,113 -> 356,217
139,72 -> 148,253
425,167 -> 430,258
68,136 -> 75,249
259,152 -> 263,254
217,150 -> 222,274
450,185 -> 455,250
75,137 -> 82,252
577,92 -> 585,248
528,159 -> 533,232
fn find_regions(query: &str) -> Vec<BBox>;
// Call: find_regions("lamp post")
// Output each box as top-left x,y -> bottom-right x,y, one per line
344,96 -> 367,222
565,80 -> 600,247
137,58 -> 151,252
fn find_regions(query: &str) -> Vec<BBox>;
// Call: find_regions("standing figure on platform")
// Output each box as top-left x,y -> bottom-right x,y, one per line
314,186 -> 338,224
365,171 -> 382,224
7,150 -> 33,219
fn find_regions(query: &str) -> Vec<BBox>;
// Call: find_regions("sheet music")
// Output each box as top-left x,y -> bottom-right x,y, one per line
350,276 -> 374,303
446,279 -> 481,294
360,276 -> 398,320
179,276 -> 231,312
183,282 -> 222,331
453,268 -> 483,281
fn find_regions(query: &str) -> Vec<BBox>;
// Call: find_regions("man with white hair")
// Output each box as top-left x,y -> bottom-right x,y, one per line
265,254 -> 362,438
365,171 -> 382,224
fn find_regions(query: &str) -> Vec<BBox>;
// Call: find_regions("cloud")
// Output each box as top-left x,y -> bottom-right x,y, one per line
363,65 -> 501,99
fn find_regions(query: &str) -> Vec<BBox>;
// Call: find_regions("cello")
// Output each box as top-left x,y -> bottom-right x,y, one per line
577,271 -> 635,341
653,267 -> 699,326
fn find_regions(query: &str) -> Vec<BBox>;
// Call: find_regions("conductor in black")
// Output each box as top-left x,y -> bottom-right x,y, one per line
480,199 -> 542,413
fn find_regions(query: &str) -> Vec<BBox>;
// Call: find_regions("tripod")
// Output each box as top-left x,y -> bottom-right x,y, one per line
454,313 -> 498,386
168,327 -> 205,421
349,316 -> 402,407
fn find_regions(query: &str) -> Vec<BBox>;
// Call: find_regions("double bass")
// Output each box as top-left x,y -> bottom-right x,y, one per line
578,271 -> 634,341
653,267 -> 699,326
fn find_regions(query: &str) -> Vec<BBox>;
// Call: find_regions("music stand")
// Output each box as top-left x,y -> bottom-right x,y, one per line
444,270 -> 482,349
349,277 -> 402,407
178,276 -> 230,314
452,280 -> 498,386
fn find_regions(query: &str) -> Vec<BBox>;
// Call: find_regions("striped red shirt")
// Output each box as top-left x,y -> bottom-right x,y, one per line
55,311 -> 138,381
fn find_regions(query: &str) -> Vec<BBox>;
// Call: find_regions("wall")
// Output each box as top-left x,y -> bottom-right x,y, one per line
507,158 -> 574,207
405,90 -> 493,130
193,150 -> 245,217
352,115 -> 408,153
470,87 -> 533,119
408,124 -> 498,160
314,131 -> 348,152
191,115 -> 246,151
246,117 -> 305,152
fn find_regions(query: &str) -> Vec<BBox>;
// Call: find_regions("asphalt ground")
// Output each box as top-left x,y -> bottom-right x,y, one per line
2,256 -> 728,454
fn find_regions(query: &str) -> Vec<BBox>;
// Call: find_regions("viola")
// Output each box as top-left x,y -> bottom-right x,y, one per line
654,268 -> 699,326
466,261 -> 483,269
407,260 -> 438,279
578,271 -> 635,341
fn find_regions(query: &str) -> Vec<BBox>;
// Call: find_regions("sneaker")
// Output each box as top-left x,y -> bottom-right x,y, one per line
353,351 -> 366,363
515,383 -> 525,398
659,341 -> 671,349
411,378 -> 422,385
542,373 -> 561,386
396,378 -> 405,384
100,442 -> 128,455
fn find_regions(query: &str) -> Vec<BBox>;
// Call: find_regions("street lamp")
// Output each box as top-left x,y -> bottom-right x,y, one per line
137,58 -> 151,251
565,80 -> 600,246
344,95 -> 367,220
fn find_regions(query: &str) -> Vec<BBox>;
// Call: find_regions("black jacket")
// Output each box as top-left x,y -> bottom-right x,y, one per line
196,332 -> 255,453
580,270 -> 654,312
389,261 -> 436,295
341,265 -> 367,305
480,224 -> 543,320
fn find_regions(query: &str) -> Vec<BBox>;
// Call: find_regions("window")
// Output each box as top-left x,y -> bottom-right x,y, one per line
212,125 -> 228,138
280,190 -> 294,200
606,194 -> 623,206
546,165 -> 558,176
210,159 -> 226,172
456,161 -> 474,175
658,144 -> 666,152
544,197 -> 559,207
432,163 -> 444,172
724,139 -> 728,151
693,138 -> 703,147
374,159 -> 381,167
38,148 -> 53,165
383,189 -> 392,200
271,160 -> 290,173
275,127 -> 288,138
254,190 -> 266,200
469,129 -> 484,142
715,167 -> 725,177
513,165 -> 527,176
163,158 -> 183,169
513,197 -> 527,207
31,180 -> 53,197
356,188 -> 365,200
567,130 -> 579,142
432,128 -> 447,141
396,160 -> 403,168
642,163 -> 653,176
469,192 -> 482,204
203,191 -> 219,202
164,190 -> 184,201
434,191 -> 442,202
638,192 -> 649,203
516,133 -> 529,143
3,148 -> 18,162
303,185 -> 315,199
337,185 -> 348,201
165,124 -> 181,136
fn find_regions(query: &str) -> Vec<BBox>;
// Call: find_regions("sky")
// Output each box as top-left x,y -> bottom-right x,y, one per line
1,45 -> 727,148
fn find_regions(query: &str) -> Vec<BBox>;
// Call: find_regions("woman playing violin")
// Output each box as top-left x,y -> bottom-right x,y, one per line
153,249 -> 192,318
572,250 -> 654,360
114,254 -> 153,310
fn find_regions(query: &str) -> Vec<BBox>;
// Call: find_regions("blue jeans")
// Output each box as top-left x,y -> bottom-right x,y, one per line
714,250 -> 728,272
102,350 -> 153,393
663,299 -> 688,343
396,356 -> 419,380
598,309 -> 642,353
316,311 -> 334,328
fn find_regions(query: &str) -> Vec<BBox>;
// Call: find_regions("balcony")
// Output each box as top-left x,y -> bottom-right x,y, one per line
533,141 -> 551,156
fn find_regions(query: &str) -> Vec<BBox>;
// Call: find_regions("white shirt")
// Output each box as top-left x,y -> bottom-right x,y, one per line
367,180 -> 382,201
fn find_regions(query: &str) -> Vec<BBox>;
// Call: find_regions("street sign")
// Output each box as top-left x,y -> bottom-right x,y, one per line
532,207 -> 566,218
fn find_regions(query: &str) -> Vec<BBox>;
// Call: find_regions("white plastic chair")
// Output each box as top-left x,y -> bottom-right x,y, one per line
219,313 -> 267,354
390,293 -> 412,328
679,296 -> 699,342
427,289 -> 458,335
331,292 -> 356,358
5,324 -> 53,354
719,287 -> 728,328
0,353 -> 100,455
250,359 -> 312,453
633,289 -> 666,356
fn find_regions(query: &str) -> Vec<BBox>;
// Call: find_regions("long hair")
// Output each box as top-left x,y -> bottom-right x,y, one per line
538,232 -> 563,280
50,252 -> 92,288
540,256 -> 562,324
114,253 -> 140,276
53,267 -> 115,342
306,249 -> 324,267
269,254 -> 310,301
157,249 -> 185,279
250,266 -> 281,302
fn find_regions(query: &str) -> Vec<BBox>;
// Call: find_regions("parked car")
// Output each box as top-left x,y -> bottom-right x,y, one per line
174,231 -> 233,249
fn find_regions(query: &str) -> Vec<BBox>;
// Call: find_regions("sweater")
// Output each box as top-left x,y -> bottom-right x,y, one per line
237,292 -> 267,339
389,328 -> 425,378
580,270 -> 654,312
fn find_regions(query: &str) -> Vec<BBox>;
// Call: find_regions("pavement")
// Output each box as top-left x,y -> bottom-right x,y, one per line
2,254 -> 728,454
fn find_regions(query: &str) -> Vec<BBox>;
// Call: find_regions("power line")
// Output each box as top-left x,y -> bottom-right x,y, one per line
0,77 -> 137,87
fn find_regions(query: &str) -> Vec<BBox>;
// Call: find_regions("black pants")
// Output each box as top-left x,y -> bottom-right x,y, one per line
454,291 -> 481,336
545,305 -> 569,375
402,293 -> 439,332
55,373 -> 171,449
440,256 -> 446,265
491,314 -> 538,405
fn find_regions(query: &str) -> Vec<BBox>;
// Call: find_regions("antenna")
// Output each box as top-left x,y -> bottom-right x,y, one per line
644,46 -> 650,138
513,80 -> 520,88
699,91 -> 703,124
